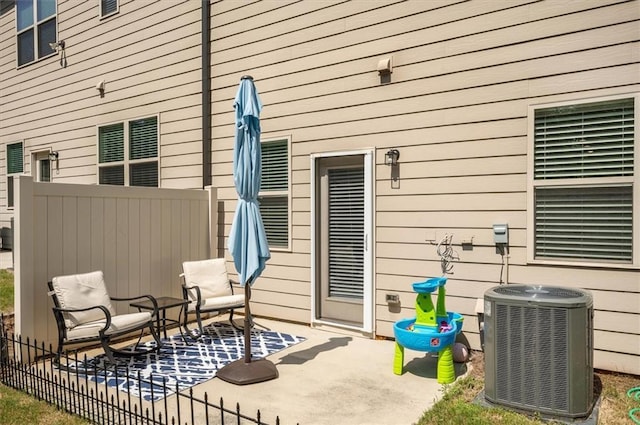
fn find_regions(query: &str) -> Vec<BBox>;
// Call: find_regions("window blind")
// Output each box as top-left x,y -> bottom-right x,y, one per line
327,168 -> 364,299
101,0 -> 118,16
259,196 -> 288,247
261,140 -> 288,191
99,165 -> 124,186
99,123 -> 124,163
7,143 -> 23,174
535,186 -> 633,262
534,99 -> 634,179
129,117 -> 157,160
130,162 -> 158,187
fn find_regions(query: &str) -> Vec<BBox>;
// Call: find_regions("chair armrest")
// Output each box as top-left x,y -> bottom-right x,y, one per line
229,279 -> 241,294
180,273 -> 204,307
52,305 -> 112,333
111,294 -> 159,319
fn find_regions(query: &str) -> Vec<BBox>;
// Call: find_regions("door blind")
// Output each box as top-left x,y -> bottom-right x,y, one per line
328,168 -> 364,299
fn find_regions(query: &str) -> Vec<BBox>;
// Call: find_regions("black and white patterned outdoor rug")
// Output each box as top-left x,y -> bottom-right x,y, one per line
80,322 -> 305,401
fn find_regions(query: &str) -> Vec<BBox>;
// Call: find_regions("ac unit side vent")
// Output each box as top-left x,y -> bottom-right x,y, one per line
495,304 -> 570,411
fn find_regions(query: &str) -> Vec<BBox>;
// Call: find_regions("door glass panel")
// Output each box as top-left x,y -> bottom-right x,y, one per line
39,158 -> 50,182
327,168 -> 364,299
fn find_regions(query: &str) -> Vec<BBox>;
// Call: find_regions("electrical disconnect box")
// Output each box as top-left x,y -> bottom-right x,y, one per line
492,224 -> 508,244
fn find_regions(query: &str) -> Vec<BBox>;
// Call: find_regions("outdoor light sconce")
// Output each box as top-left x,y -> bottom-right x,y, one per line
96,80 -> 105,98
385,148 -> 400,166
49,151 -> 59,171
48,40 -> 65,52
48,40 -> 67,68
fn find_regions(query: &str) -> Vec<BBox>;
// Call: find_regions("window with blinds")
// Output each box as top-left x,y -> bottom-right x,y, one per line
259,139 -> 289,248
533,98 -> 635,263
100,0 -> 118,18
6,142 -> 23,208
98,116 -> 158,187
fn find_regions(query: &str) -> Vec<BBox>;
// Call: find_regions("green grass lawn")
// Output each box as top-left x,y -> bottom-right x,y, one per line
0,269 -> 13,313
0,384 -> 89,425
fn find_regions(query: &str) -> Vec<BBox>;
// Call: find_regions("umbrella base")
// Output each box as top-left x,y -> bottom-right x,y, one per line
217,358 -> 278,385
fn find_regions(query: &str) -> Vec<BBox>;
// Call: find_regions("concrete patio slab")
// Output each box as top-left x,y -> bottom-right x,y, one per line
188,317 -> 469,425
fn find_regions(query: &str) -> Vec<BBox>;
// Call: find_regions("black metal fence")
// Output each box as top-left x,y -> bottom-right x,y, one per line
0,314 -> 293,425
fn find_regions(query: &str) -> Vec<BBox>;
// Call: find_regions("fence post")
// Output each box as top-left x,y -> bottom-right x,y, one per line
206,186 -> 218,258
14,176 -> 35,356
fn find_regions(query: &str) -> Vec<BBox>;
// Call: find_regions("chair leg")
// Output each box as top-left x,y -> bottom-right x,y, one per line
182,311 -> 203,341
100,336 -> 117,365
196,310 -> 205,335
148,324 -> 162,350
229,309 -> 244,331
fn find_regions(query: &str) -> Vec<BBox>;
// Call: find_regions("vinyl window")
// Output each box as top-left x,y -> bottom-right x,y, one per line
6,142 -> 23,208
16,0 -> 57,67
259,138 -> 290,249
530,97 -> 637,265
98,116 -> 158,187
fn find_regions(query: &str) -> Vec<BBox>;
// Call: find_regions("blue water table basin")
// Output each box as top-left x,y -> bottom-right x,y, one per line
393,312 -> 464,352
393,276 -> 464,383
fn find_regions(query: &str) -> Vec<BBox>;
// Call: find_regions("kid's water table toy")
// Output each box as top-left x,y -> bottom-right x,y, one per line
393,276 -> 463,384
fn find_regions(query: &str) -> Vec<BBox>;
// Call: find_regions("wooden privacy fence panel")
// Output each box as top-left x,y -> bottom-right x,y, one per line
13,176 -> 217,349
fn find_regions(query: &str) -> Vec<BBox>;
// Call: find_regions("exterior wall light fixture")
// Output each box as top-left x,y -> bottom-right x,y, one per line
385,148 -> 400,166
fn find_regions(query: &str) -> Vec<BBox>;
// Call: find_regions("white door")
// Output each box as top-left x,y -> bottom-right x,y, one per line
311,151 -> 373,332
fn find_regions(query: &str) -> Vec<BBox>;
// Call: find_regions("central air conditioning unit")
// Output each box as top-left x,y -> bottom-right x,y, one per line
483,285 -> 594,419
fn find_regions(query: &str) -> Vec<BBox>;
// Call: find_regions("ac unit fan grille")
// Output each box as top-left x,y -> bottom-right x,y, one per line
493,285 -> 585,299
495,303 -> 569,412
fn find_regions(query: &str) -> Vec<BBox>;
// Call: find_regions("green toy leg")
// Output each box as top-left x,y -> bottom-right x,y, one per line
393,342 -> 404,375
437,344 -> 455,384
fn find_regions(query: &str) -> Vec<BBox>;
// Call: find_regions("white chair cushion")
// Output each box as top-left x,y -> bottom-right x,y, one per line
182,258 -> 233,301
52,271 -> 116,329
65,312 -> 152,341
187,294 -> 245,312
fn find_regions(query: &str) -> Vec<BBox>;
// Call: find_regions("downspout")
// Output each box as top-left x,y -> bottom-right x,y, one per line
201,0 -> 212,188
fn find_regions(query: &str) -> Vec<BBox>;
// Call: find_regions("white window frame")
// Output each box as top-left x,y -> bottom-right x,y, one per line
96,115 -> 160,187
15,0 -> 57,68
99,0 -> 119,19
259,136 -> 291,251
527,93 -> 639,269
6,141 -> 24,209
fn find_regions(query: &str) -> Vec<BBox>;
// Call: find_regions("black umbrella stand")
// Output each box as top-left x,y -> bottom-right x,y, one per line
216,282 -> 279,385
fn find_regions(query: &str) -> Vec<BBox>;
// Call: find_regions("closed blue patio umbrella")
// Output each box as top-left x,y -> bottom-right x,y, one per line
216,76 -> 277,385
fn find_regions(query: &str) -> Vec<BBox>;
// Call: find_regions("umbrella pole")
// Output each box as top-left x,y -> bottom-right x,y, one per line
216,279 -> 279,385
243,284 -> 252,363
